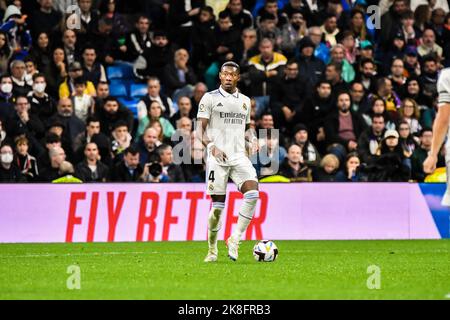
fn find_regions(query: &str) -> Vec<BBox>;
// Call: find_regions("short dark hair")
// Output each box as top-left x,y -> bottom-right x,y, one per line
86,116 -> 100,126
156,144 -> 171,156
327,61 -> 342,73
221,61 -> 240,73
103,96 -> 120,105
32,73 -> 46,82
419,127 -> 433,136
371,113 -> 385,122
218,10 -> 231,20
124,146 -> 139,156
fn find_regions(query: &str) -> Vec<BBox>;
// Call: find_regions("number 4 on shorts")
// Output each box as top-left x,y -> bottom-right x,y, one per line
209,171 -> 215,182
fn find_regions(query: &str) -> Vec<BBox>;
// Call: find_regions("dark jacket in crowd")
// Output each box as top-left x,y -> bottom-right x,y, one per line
110,161 -> 143,182
95,105 -> 134,136
324,110 -> 368,148
0,164 -> 26,182
75,160 -> 110,182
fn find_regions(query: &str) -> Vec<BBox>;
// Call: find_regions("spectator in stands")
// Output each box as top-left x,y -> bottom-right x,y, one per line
170,96 -> 195,127
110,146 -> 143,182
248,38 -> 287,117
111,120 -> 132,160
138,30 -> 175,81
81,46 -> 107,87
355,58 -> 377,94
349,81 -> 369,115
137,100 -> 175,138
226,0 -> 253,32
61,29 -> 79,66
38,145 -> 66,181
358,114 -> 386,165
14,135 -> 38,181
252,129 -> 286,177
419,55 -> 439,100
183,133 -> 206,182
10,60 -> 32,97
95,96 -> 134,136
256,0 -> 288,29
94,81 -> 109,108
279,144 -> 312,182
28,0 -> 62,39
388,58 -> 407,96
190,82 -> 207,115
256,12 -> 282,47
71,76 -> 94,122
379,0 -> 409,50
45,47 -> 67,98
335,152 -> 363,182
403,46 -> 421,78
157,144 -> 185,182
0,30 -> 12,75
167,0 -> 204,50
213,10 -> 241,65
324,91 -> 367,152
272,59 -> 305,134
75,142 -> 109,182
124,15 -> 153,62
291,124 -> 321,168
137,77 -> 175,120
0,143 -> 24,182
77,0 -> 100,44
51,161 -> 82,183
399,98 -> 422,135
295,36 -> 325,97
417,28 -> 443,59
48,98 -> 85,146
367,129 -> 411,182
190,6 -> 216,78
324,62 -> 349,95
329,44 -> 355,83
280,9 -> 307,58
235,28 -> 259,78
411,128 -> 445,182
59,61 -> 96,99
163,48 -> 197,100
135,126 -> 161,166
313,153 -> 340,182
398,120 -> 419,169
0,119 -> 7,146
371,77 -> 402,120
0,75 -> 16,122
321,13 -> 339,47
28,73 -> 56,123
5,96 -> 45,149
72,116 -> 107,159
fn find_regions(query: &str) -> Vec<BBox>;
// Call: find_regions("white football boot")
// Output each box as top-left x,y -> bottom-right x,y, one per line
226,236 -> 240,261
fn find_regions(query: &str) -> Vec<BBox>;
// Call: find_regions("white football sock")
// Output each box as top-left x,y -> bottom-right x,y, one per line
208,202 -> 225,250
232,190 -> 259,240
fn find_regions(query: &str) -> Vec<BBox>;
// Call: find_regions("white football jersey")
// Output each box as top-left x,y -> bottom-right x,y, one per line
438,68 -> 450,148
197,86 -> 251,166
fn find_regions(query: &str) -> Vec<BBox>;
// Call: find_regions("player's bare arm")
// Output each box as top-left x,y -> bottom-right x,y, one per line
423,103 -> 450,174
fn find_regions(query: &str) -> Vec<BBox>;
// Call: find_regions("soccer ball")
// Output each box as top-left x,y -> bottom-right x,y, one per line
253,240 -> 278,262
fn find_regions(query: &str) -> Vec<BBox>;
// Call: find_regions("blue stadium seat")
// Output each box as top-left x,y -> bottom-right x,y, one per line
118,97 -> 140,118
106,63 -> 135,80
130,83 -> 147,98
109,83 -> 128,97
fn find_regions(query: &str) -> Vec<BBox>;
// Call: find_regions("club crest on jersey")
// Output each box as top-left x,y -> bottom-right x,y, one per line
208,183 -> 214,191
199,104 -> 205,112
243,103 -> 247,111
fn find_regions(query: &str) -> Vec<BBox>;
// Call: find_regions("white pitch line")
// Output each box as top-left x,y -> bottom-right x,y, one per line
0,251 -> 177,259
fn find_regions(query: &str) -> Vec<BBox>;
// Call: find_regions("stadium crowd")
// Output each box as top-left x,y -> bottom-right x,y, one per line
0,0 -> 449,183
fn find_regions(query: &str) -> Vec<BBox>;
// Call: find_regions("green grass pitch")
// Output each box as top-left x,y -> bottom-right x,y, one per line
1,240 -> 449,300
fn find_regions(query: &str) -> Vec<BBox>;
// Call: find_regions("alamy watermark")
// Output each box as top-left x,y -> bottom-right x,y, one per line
66,265 -> 81,290
366,265 -> 381,290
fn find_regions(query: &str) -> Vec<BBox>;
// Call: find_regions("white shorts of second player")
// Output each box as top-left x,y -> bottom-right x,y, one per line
206,157 -> 258,195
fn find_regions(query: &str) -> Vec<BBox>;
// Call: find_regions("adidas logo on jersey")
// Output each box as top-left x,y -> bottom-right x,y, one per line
217,102 -> 223,107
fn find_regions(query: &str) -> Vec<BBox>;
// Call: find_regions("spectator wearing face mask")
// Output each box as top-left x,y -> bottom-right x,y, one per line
28,73 -> 57,124
0,75 -> 16,122
0,143 -> 25,182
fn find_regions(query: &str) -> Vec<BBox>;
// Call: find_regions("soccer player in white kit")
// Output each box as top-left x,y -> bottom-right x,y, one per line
424,68 -> 450,205
197,61 -> 259,262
